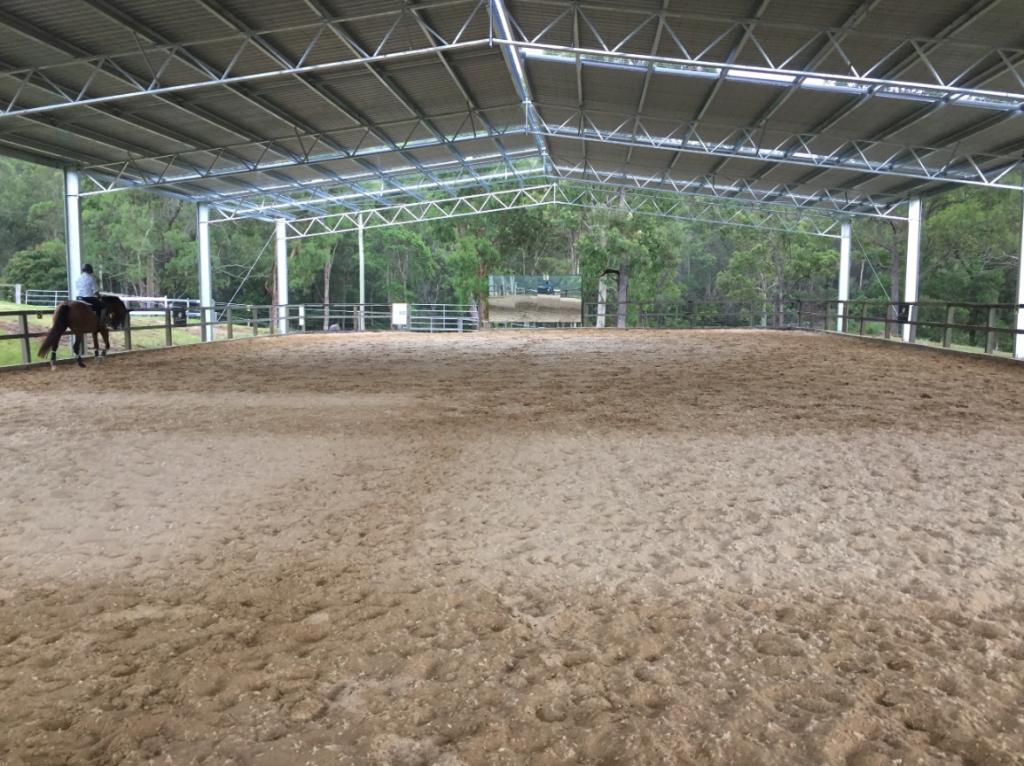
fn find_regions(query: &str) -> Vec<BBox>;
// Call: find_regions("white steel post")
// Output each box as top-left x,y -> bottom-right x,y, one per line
275,218 -> 289,334
64,169 -> 83,298
358,213 -> 366,331
198,203 -> 213,342
902,197 -> 923,343
1016,192 -> 1024,359
838,219 -> 851,332
596,275 -> 608,328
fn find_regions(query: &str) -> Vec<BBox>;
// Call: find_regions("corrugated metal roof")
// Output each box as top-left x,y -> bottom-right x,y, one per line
0,0 -> 1019,219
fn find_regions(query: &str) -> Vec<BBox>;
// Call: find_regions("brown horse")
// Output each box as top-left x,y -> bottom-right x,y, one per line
38,296 -> 129,369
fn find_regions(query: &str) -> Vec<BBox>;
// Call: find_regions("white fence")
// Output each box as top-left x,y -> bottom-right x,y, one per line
25,289 -> 69,306
1,285 -> 200,311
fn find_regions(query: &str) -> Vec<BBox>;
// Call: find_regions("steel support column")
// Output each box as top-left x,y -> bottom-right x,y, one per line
63,169 -> 83,298
1016,192 -> 1024,360
903,197 -> 923,343
198,203 -> 213,342
275,218 -> 289,334
358,213 -> 366,331
838,219 -> 851,332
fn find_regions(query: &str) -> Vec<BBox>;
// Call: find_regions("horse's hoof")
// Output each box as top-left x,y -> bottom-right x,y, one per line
77,360 -> 86,368
50,363 -> 56,371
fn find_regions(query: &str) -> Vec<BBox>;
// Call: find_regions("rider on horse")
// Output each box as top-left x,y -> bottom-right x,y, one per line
75,264 -> 106,325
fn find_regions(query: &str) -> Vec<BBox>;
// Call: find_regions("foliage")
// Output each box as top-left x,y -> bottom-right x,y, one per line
0,155 -> 1021,315
3,239 -> 67,289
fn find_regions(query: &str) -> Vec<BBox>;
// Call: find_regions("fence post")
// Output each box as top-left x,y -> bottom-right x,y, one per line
986,306 -> 998,354
250,305 -> 258,335
269,306 -> 276,335
19,314 -> 30,365
298,305 -> 305,332
858,302 -> 867,335
14,284 -> 22,304
226,306 -> 233,339
943,305 -> 955,348
825,302 -> 833,332
164,307 -> 172,347
123,311 -> 132,351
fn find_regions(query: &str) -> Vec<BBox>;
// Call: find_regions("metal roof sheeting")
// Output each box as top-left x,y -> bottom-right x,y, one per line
0,0 -> 1019,220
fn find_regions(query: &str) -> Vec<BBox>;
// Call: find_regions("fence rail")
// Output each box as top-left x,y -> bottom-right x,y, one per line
797,299 -> 1024,356
24,289 -> 69,306
581,297 -> 1023,358
581,300 -> 803,329
0,301 -> 479,368
4,297 -> 1021,369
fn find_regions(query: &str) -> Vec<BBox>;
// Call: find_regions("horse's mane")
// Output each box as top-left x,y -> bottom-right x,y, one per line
99,294 -> 129,329
99,294 -> 126,308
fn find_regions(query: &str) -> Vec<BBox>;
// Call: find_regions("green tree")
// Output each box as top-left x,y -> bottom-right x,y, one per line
447,226 -> 500,320
3,239 -> 67,289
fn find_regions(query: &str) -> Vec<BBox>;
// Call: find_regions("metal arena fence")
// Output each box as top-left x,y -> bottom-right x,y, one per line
0,302 -> 479,368
580,298 -> 1022,358
3,297 -> 1021,369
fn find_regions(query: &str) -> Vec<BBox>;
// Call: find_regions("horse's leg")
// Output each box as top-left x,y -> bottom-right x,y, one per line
50,346 -> 57,370
93,331 -> 100,363
75,334 -> 85,368
101,328 -> 109,359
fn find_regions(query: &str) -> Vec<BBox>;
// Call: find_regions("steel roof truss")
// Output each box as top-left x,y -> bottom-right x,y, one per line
274,182 -> 843,240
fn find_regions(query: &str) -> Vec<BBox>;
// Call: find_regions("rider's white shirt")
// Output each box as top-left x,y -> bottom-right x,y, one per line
75,273 -> 98,298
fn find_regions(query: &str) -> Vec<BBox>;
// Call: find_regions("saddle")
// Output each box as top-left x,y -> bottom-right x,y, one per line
80,296 -> 107,326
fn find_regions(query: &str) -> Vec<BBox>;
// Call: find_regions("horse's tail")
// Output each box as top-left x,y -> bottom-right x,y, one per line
38,303 -> 70,358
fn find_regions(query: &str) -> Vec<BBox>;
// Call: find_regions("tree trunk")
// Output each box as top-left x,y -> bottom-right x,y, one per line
322,248 -> 333,330
146,251 -> 157,296
476,260 -> 490,328
887,221 -> 901,338
616,261 -> 629,328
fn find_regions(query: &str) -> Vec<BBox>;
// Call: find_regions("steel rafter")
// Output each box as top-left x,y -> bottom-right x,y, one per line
492,0 -> 551,167
185,0 -> 456,198
706,0 -> 885,180
296,0 -> 495,190
0,1 -> 492,119
206,161 -> 548,221
76,0 -> 434,206
274,183 -> 842,240
185,146 -> 907,223
533,105 -> 1024,190
400,0 -> 524,182
505,0 -> 1024,112
4,3 -> 1018,119
191,143 -> 905,222
758,0 -> 1012,194
0,10 -> 337,215
73,106 -> 527,193
191,0 -> 484,196
548,164 -> 905,220
68,95 -> 1024,199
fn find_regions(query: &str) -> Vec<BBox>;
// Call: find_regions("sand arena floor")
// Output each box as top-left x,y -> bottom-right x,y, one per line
1,329 -> 1023,766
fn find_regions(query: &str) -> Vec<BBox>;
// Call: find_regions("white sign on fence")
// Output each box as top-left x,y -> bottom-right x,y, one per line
391,303 -> 409,327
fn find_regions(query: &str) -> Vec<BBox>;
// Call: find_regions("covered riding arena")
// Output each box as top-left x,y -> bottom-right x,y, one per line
2,1 -> 1024,764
